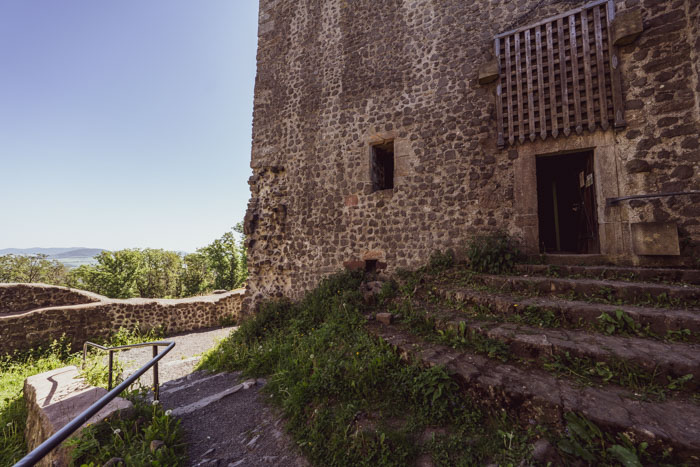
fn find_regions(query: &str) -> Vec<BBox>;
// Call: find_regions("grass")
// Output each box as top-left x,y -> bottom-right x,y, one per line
197,269 -> 684,465
66,392 -> 185,466
0,326 -> 184,466
198,271 -> 537,465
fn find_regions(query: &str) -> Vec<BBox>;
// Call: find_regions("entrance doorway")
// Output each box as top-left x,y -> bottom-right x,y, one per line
536,151 -> 599,254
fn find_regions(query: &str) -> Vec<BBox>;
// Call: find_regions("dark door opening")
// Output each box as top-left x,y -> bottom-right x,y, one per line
536,151 -> 599,254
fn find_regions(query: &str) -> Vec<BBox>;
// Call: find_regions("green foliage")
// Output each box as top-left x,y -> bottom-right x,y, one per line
198,224 -> 247,291
109,325 -> 165,347
180,251 -> 213,297
376,280 -> 398,305
0,328 -> 182,466
67,249 -> 144,298
67,395 -> 185,466
557,412 -> 651,467
199,271 -> 534,465
0,336 -> 106,465
438,322 -> 510,362
596,310 -> 651,337
465,231 -> 521,274
0,254 -> 68,285
65,225 -> 248,299
428,249 -> 455,272
137,249 -> 183,298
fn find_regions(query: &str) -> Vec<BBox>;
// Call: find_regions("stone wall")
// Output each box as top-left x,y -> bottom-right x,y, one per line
244,0 -> 700,306
0,283 -> 102,314
0,283 -> 244,355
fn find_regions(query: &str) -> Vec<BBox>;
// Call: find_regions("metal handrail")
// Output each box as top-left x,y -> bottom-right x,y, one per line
14,341 -> 175,467
82,340 -> 172,397
606,190 -> 700,206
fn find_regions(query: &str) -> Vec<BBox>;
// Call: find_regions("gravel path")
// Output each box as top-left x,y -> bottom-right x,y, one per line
159,372 -> 308,467
107,326 -> 308,466
113,326 -> 237,388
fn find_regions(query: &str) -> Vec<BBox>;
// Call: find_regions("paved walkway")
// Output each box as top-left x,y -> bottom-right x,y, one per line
110,326 -> 307,467
115,326 -> 237,389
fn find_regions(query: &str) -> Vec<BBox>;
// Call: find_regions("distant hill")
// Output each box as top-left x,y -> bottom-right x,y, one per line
0,247 -> 105,268
52,248 -> 105,259
0,247 -> 81,256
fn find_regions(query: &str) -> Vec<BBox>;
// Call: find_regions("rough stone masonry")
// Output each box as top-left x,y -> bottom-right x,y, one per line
244,0 -> 700,307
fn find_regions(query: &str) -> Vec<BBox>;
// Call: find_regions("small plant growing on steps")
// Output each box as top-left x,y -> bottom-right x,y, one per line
596,310 -> 651,337
465,231 -> 521,274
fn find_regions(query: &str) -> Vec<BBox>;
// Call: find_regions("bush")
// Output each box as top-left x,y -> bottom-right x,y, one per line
428,249 -> 455,272
466,232 -> 521,274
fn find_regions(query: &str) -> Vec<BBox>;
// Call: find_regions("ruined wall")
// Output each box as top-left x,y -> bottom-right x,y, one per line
0,284 -> 244,354
245,0 -> 700,305
0,283 -> 102,314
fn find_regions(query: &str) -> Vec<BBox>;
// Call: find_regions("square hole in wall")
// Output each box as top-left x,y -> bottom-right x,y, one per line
370,140 -> 394,192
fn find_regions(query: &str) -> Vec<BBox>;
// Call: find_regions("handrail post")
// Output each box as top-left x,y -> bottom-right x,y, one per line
82,342 -> 88,369
152,345 -> 159,401
108,350 -> 114,391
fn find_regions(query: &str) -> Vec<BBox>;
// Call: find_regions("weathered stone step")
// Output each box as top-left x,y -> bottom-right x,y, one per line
367,322 -> 700,461
516,264 -> 700,285
438,287 -> 700,339
24,366 -> 133,467
534,254 -> 609,266
170,378 -> 258,417
472,274 -> 700,306
427,306 -> 700,390
159,370 -> 229,397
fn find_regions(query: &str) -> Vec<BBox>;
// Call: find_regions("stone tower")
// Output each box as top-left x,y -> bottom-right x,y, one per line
244,0 -> 700,307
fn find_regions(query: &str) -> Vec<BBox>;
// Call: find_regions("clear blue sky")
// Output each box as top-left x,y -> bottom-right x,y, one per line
0,1 -> 259,252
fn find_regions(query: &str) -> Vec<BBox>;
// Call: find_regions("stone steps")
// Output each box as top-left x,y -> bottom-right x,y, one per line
534,254 -> 610,266
367,321 -> 700,461
516,264 -> 700,285
470,273 -> 700,306
437,286 -> 700,339
424,304 -> 700,390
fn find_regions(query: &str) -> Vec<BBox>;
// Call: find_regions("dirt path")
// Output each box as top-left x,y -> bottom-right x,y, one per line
110,326 -> 308,466
159,371 -> 308,467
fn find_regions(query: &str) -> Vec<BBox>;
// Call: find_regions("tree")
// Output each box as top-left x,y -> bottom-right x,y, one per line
136,249 -> 182,298
0,254 -> 68,285
67,250 -> 143,298
199,226 -> 247,290
181,251 -> 214,296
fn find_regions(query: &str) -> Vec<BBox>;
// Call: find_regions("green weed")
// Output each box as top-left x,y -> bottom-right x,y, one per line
596,310 -> 651,337
198,271 -> 535,465
465,231 -> 521,275
67,391 -> 185,466
428,249 -> 455,273
557,412 -> 659,466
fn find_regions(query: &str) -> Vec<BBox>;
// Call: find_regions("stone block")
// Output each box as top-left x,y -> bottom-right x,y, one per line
376,313 -> 394,325
612,8 -> 643,46
24,366 -> 133,467
631,222 -> 680,256
478,59 -> 499,85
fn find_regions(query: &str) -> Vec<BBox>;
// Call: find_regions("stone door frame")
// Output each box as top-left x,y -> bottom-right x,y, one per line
513,131 -> 630,257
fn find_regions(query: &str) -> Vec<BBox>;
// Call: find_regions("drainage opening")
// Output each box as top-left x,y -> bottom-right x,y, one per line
365,259 -> 378,274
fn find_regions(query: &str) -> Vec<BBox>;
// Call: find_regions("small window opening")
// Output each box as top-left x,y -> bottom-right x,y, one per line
371,141 -> 394,191
365,259 -> 378,274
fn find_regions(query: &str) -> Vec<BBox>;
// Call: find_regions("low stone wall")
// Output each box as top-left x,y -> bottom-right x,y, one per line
0,284 -> 245,355
0,283 -> 102,314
